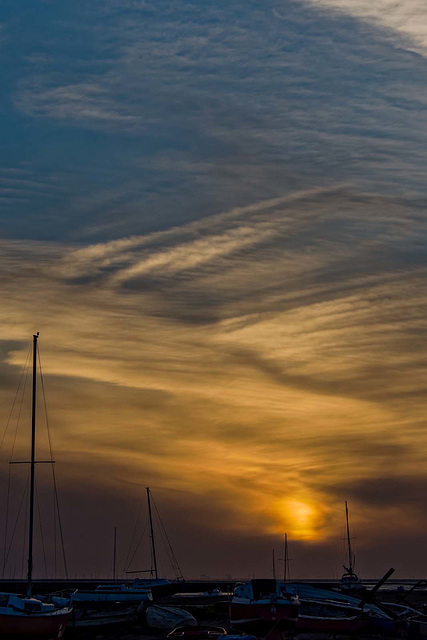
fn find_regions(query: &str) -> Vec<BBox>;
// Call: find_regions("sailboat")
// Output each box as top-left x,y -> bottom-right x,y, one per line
71,486 -> 170,604
340,501 -> 362,593
129,486 -> 174,593
230,579 -> 300,631
0,334 -> 72,638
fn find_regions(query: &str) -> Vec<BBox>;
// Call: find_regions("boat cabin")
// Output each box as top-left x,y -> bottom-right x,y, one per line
0,593 -> 56,613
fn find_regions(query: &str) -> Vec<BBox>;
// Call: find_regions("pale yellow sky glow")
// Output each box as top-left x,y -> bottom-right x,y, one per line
1,188 -> 427,577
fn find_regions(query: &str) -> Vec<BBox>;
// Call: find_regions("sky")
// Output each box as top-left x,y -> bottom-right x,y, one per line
1,0 -> 427,581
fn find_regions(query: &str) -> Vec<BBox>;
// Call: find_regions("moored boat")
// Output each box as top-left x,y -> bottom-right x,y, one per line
0,335 -> 72,639
230,578 -> 299,630
0,592 -> 70,639
340,502 -> 362,593
282,581 -> 398,634
70,605 -> 137,628
70,582 -> 153,604
282,581 -> 385,616
145,603 -> 197,630
131,576 -> 178,598
296,597 -> 368,633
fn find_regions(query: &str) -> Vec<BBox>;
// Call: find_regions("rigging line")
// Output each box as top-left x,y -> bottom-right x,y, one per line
54,474 -> 68,579
9,353 -> 30,462
151,498 -> 173,575
4,357 -> 31,575
156,520 -> 173,577
123,494 -> 145,574
152,494 -> 183,578
0,345 -> 31,455
124,519 -> 149,574
152,502 -> 175,576
3,472 -> 29,575
37,348 -> 55,460
35,479 -> 48,579
38,349 -> 68,579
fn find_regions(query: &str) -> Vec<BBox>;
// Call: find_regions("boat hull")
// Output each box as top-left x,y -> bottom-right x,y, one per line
296,615 -> 367,633
0,610 -> 69,639
71,607 -> 136,628
71,591 -> 151,604
230,601 -> 299,624
146,604 -> 197,630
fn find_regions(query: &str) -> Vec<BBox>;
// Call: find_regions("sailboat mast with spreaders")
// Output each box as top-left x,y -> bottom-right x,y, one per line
27,332 -> 38,598
147,486 -> 158,579
0,333 -> 72,638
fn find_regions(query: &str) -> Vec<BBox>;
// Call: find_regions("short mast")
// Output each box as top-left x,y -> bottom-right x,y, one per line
113,526 -> 117,581
345,501 -> 353,573
283,533 -> 289,583
27,332 -> 39,597
146,487 -> 158,579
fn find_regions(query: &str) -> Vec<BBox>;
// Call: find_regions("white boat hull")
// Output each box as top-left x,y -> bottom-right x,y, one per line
71,590 -> 152,604
146,605 -> 197,630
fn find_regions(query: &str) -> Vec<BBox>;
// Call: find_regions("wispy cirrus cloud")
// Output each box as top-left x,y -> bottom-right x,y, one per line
1,0 -> 427,248
15,78 -> 140,123
305,0 -> 427,54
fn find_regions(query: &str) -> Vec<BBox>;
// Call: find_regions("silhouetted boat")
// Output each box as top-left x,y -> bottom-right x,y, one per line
144,603 -> 197,630
0,334 -> 72,639
230,579 -> 299,630
283,581 -> 389,618
0,593 -> 70,639
340,501 -> 362,593
70,605 -> 137,628
296,597 -> 368,633
283,580 -> 398,633
70,581 -> 153,604
123,487 -> 182,598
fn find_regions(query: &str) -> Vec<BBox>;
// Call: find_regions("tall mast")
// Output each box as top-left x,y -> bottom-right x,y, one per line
284,533 -> 288,583
272,549 -> 276,579
146,487 -> 158,579
345,501 -> 353,573
27,332 -> 38,597
113,526 -> 117,581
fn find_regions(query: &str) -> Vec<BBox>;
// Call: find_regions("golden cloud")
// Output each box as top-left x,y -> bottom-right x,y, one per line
1,189 -> 427,576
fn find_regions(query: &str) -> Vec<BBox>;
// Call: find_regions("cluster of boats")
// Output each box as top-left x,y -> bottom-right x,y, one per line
4,574 -> 427,639
5,567 -> 427,638
230,578 -> 390,635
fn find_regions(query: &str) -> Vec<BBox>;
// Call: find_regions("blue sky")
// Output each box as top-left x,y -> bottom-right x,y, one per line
3,0 -> 427,241
1,1 -> 427,579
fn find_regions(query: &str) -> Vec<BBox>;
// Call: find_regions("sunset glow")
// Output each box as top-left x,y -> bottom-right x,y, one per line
2,0 -> 427,581
276,500 -> 321,541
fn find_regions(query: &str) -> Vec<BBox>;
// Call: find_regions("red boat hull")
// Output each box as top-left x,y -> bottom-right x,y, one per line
0,611 -> 69,639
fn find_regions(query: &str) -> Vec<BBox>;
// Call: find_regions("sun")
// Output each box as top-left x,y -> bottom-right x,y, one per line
275,498 -> 320,540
